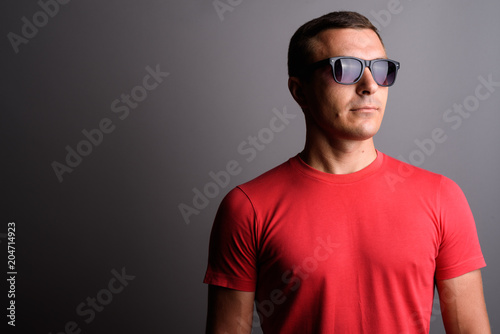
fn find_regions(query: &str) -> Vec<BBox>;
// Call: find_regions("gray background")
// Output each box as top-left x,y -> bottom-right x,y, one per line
2,0 -> 499,333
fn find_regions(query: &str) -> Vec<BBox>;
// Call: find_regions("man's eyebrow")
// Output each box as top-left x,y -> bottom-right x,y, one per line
337,57 -> 392,61
327,54 -> 388,59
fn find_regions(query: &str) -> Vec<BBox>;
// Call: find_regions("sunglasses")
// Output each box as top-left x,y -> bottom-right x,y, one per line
302,57 -> 401,87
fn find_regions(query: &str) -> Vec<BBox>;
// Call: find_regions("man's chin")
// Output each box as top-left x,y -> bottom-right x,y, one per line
343,124 -> 381,141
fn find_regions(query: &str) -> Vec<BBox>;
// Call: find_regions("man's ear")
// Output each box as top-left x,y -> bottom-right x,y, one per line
288,77 -> 308,109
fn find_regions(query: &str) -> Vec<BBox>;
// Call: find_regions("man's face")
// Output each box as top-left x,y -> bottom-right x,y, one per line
297,28 -> 389,143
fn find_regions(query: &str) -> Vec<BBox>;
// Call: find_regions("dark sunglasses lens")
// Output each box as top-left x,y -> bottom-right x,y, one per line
372,60 -> 397,86
334,58 -> 363,84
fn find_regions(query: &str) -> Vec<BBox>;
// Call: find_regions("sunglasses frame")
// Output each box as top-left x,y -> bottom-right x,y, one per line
302,56 -> 401,87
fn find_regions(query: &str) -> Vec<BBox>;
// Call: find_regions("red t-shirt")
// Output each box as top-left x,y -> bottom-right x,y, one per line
204,152 -> 486,333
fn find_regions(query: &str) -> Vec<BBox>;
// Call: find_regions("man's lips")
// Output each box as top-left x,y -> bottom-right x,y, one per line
350,105 -> 379,112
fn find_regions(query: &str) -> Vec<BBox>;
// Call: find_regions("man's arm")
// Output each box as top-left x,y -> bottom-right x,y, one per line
206,285 -> 255,334
436,269 -> 490,333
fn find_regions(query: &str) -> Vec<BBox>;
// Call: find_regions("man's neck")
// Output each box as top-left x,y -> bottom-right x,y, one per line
300,137 -> 378,175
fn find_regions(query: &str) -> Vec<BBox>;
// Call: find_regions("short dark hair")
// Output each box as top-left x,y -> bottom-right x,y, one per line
287,11 -> 383,77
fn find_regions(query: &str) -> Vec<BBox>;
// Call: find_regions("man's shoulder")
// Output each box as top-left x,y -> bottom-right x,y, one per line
380,152 -> 458,191
218,156 -> 296,211
238,156 -> 296,192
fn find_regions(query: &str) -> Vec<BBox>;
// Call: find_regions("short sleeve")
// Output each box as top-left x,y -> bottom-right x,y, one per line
435,176 -> 486,280
203,187 -> 258,291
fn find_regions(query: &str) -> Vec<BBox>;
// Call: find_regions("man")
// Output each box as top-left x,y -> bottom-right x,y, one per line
204,11 -> 490,333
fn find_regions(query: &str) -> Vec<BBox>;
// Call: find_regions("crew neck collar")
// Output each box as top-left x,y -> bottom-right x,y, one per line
290,150 -> 384,184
